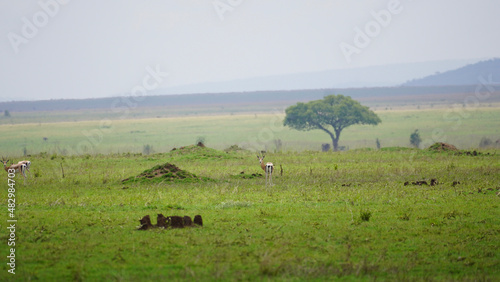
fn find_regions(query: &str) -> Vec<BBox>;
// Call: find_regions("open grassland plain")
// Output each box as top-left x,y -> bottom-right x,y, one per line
0,107 -> 499,156
0,146 -> 499,281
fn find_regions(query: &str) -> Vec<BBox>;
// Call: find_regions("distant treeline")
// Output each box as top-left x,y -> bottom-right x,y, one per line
0,85 -> 486,113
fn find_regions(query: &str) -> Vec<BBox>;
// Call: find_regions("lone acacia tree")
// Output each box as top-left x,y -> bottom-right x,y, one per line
283,94 -> 381,151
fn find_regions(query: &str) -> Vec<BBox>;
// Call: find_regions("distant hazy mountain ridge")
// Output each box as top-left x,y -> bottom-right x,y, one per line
1,59 -> 498,112
157,59 -> 480,95
403,58 -> 500,86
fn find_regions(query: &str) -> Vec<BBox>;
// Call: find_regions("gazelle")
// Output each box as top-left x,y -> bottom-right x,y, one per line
257,154 -> 274,186
2,158 -> 27,180
17,160 -> 31,176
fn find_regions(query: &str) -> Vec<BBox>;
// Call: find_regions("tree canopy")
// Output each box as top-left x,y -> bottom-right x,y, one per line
283,94 -> 381,151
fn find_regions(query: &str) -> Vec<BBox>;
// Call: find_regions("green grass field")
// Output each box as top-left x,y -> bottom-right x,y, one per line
0,146 -> 498,280
0,107 -> 499,156
0,104 -> 499,280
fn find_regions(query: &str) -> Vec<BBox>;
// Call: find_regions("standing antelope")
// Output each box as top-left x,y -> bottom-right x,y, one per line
257,154 -> 274,186
17,160 -> 31,177
2,158 -> 27,180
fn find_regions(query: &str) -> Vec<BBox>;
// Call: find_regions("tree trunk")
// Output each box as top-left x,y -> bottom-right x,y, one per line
317,123 -> 341,151
325,131 -> 337,151
332,128 -> 341,151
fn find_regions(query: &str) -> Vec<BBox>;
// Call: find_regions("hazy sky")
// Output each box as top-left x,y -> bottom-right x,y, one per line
1,0 -> 499,101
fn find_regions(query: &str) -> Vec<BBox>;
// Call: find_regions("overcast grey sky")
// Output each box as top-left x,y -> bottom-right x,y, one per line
1,0 -> 499,101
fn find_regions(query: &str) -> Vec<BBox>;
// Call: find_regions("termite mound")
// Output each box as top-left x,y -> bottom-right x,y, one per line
138,214 -> 203,230
428,142 -> 458,152
122,162 -> 211,184
428,143 -> 492,156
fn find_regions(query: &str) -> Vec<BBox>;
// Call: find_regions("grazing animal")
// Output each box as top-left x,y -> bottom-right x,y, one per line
2,158 -> 27,180
257,154 -> 274,186
17,160 -> 31,176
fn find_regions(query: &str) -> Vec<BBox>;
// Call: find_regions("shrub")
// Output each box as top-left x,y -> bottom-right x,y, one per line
196,136 -> 206,145
321,143 -> 330,152
410,130 -> 422,148
142,144 -> 153,155
360,210 -> 372,222
479,137 -> 492,148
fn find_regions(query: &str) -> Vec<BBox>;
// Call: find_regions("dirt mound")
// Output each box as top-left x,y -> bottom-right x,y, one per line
122,162 -> 208,184
138,214 -> 203,230
428,142 -> 494,156
428,142 -> 458,152
404,178 -> 439,186
454,150 -> 493,156
232,171 -> 263,179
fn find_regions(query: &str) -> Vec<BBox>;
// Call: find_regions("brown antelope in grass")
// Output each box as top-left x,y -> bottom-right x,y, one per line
257,154 -> 274,186
17,160 -> 31,177
2,158 -> 27,181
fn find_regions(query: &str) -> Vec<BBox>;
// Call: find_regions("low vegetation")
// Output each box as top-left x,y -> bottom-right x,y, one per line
0,145 -> 498,280
0,99 -> 499,280
0,107 -> 499,155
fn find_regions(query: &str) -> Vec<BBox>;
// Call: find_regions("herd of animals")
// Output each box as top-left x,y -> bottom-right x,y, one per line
2,154 -> 273,185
